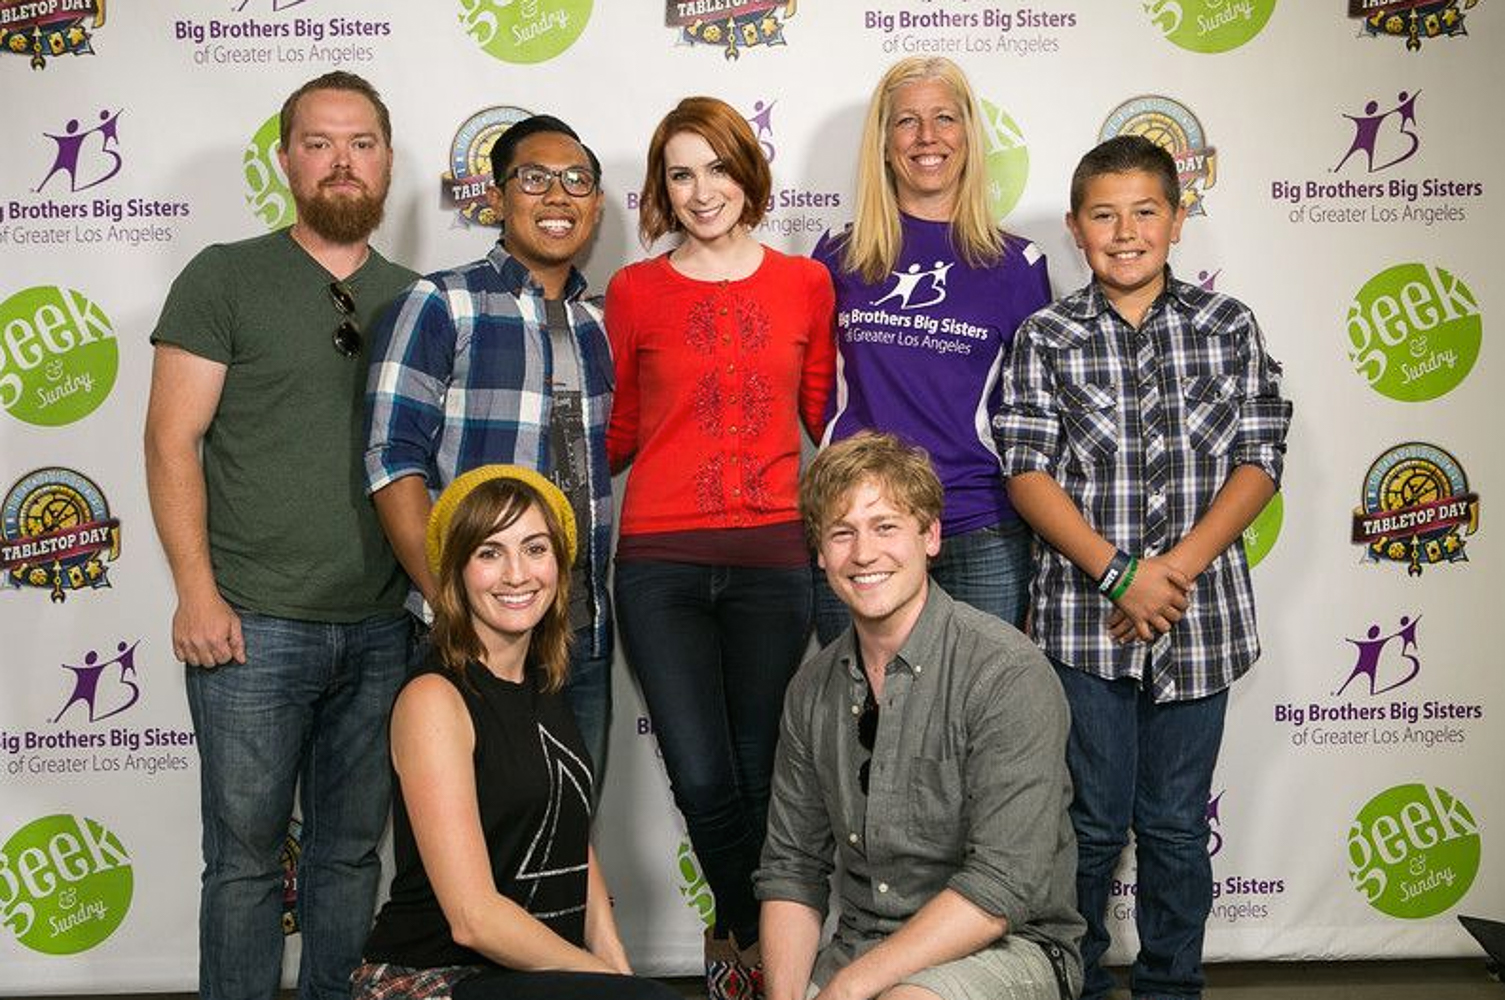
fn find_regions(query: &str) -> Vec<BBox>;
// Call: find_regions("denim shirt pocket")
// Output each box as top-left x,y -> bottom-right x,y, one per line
906,755 -> 966,860
1181,374 -> 1242,456
1058,379 -> 1119,468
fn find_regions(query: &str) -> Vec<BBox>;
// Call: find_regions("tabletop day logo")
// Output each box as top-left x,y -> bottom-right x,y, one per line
1349,0 -> 1484,51
1143,0 -> 1277,52
1100,96 -> 1216,216
1271,90 -> 1484,227
980,98 -> 1028,221
441,106 -> 531,227
0,468 -> 119,601
244,111 -> 294,231
1346,263 -> 1481,402
280,818 -> 302,934
1349,783 -> 1479,918
460,0 -> 590,64
667,0 -> 792,58
1351,443 -> 1478,576
0,814 -> 132,954
0,0 -> 105,69
173,0 -> 390,69
1275,610 -> 1484,752
0,286 -> 117,427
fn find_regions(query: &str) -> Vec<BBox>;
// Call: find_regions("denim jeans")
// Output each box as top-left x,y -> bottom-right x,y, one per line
815,518 -> 1033,646
185,609 -> 411,1000
564,622 -> 612,786
1052,664 -> 1228,1000
614,560 -> 813,947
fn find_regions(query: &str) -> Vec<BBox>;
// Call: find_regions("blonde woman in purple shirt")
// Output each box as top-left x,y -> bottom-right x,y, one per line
812,56 -> 1052,644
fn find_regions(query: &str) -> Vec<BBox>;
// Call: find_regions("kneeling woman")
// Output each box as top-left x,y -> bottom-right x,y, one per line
353,466 -> 676,1000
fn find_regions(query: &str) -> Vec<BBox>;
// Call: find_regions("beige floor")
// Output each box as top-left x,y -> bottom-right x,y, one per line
53,959 -> 1501,999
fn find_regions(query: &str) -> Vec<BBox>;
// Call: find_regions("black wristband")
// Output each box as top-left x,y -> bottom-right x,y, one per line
1097,549 -> 1132,594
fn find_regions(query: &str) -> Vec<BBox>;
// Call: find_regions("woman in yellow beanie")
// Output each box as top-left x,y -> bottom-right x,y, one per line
353,466 -> 677,1000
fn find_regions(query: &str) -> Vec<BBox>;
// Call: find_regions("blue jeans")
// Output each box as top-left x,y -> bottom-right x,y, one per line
186,609 -> 411,1000
1052,664 -> 1228,1000
613,560 -> 813,947
564,623 -> 612,786
815,519 -> 1032,646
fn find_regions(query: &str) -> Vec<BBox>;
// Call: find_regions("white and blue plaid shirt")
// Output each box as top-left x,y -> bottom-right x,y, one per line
993,274 -> 1292,701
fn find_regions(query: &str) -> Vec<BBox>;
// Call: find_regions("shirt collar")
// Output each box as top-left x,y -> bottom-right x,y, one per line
1062,266 -> 1205,323
486,242 -> 589,301
833,580 -> 953,683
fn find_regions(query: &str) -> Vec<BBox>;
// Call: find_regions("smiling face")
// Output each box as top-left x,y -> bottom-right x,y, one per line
664,130 -> 748,250
463,503 -> 560,660
488,130 -> 603,296
885,77 -> 967,220
818,478 -> 940,635
1067,168 -> 1186,326
279,87 -> 392,243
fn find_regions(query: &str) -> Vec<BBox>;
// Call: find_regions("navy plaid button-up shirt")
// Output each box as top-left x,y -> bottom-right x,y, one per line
363,245 -> 614,654
993,274 -> 1292,701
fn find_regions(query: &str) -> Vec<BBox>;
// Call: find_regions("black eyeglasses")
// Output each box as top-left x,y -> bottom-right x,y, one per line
857,683 -> 879,796
328,281 -> 362,358
503,163 -> 599,197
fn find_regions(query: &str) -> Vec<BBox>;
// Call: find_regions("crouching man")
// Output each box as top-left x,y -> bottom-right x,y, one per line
755,431 -> 1084,1000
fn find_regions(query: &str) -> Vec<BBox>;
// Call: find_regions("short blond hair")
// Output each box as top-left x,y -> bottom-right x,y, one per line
799,432 -> 943,548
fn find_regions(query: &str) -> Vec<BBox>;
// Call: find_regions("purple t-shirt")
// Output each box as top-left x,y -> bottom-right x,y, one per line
814,214 -> 1051,536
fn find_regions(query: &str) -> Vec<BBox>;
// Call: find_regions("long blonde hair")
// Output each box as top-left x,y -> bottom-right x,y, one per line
844,57 -> 1005,283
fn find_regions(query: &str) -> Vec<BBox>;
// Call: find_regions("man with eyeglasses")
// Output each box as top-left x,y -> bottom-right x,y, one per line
755,432 -> 1084,1000
363,114 -> 615,778
144,71 -> 416,1000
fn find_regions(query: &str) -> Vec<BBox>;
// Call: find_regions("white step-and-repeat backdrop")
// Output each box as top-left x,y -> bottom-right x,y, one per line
0,0 -> 1499,991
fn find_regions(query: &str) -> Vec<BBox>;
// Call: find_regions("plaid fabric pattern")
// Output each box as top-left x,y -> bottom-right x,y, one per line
993,275 -> 1292,701
349,960 -> 481,1000
364,245 -> 615,654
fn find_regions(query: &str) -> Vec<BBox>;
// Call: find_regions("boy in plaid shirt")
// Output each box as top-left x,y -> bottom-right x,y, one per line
993,136 -> 1291,1000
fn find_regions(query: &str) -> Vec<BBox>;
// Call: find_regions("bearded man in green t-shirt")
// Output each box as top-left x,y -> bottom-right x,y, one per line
144,71 -> 416,1000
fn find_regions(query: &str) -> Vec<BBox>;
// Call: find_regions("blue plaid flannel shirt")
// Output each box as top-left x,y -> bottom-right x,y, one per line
993,274 -> 1292,701
364,245 -> 614,654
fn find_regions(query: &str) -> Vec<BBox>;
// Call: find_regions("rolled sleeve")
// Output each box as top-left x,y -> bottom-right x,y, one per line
363,280 -> 453,495
944,652 -> 1071,927
754,677 -> 836,917
993,323 -> 1062,479
1230,312 -> 1292,488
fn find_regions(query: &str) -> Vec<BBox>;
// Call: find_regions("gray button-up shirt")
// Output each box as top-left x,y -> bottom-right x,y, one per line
755,584 -> 1083,983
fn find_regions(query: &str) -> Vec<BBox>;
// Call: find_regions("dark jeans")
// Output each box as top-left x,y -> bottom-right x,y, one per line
1053,663 -> 1229,1000
187,609 -> 411,1000
564,623 -> 612,784
815,518 -> 1032,645
614,559 -> 813,947
455,968 -> 680,1000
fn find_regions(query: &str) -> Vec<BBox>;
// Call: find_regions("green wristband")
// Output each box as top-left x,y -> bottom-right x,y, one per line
1108,557 -> 1138,602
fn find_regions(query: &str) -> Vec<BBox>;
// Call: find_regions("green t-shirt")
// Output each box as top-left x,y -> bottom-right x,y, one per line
151,228 -> 417,622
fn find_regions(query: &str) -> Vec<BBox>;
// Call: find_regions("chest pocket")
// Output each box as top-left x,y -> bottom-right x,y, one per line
906,755 -> 965,860
1058,380 -> 1119,467
1181,374 -> 1242,456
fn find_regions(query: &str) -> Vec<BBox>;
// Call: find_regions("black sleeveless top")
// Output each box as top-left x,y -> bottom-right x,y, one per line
363,657 -> 594,968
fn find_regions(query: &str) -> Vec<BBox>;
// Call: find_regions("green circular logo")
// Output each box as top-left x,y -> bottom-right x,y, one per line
1347,263 -> 1481,402
459,0 -> 592,64
1,814 -> 133,954
1242,492 -> 1283,568
1146,0 -> 1277,53
1347,784 -> 1480,919
979,98 -> 1028,222
0,286 -> 117,427
673,839 -> 714,928
244,112 -> 295,231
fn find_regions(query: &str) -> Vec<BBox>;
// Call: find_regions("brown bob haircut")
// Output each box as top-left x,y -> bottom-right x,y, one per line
637,96 -> 771,246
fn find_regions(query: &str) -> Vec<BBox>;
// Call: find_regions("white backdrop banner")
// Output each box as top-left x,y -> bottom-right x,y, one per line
0,0 -> 1499,991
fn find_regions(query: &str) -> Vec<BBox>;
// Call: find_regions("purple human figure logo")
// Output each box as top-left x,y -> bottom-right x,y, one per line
1335,615 -> 1421,697
1196,268 -> 1221,291
52,639 -> 142,723
1333,91 -> 1421,174
747,99 -> 776,163
36,108 -> 123,193
1206,790 -> 1224,858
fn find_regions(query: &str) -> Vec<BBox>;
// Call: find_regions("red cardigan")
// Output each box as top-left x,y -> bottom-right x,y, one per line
605,247 -> 836,538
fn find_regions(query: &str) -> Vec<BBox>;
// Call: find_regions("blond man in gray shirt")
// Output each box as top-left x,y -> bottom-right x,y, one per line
755,432 -> 1083,1000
